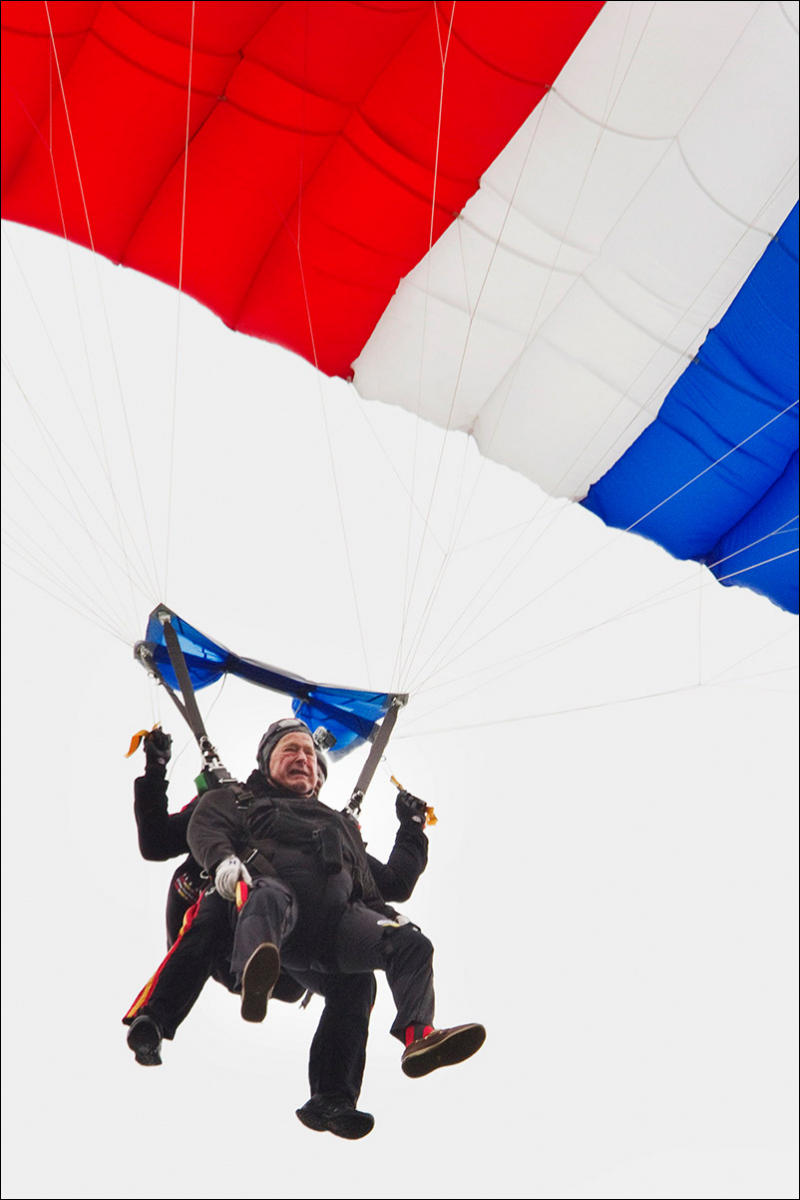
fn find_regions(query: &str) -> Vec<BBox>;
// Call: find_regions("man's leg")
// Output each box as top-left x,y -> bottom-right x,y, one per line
290,970 -> 377,1139
230,877 -> 297,1022
308,973 -> 376,1103
331,905 -> 485,1078
122,890 -> 233,1062
229,876 -> 296,978
332,907 -> 435,1040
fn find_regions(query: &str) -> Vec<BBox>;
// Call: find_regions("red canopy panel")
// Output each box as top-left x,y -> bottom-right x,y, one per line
2,0 -> 602,376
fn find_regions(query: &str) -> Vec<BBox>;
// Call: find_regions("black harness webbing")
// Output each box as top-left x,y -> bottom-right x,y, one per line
135,609 -> 230,784
159,614 -> 209,745
347,696 -> 405,818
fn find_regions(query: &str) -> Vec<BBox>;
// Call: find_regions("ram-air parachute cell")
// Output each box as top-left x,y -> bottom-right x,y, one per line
2,1 -> 797,611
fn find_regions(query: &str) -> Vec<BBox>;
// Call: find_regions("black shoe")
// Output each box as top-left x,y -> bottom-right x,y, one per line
240,942 -> 281,1023
126,1015 -> 162,1066
400,1023 -> 486,1078
296,1094 -> 375,1140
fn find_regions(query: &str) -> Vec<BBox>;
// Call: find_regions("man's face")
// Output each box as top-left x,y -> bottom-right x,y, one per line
269,731 -> 318,795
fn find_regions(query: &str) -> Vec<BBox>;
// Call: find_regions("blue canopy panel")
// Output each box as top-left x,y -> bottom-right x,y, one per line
583,203 -> 799,614
141,608 -> 395,755
144,608 -> 232,691
292,688 -> 395,757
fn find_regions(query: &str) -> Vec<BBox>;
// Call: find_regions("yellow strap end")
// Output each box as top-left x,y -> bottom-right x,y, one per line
425,805 -> 438,827
125,729 -> 150,758
125,723 -> 163,758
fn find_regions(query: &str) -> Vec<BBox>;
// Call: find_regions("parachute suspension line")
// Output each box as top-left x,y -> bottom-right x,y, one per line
696,561 -> 705,686
0,354 -> 152,633
397,682 -> 708,739
397,7 -> 575,692
704,626 -> 799,688
291,142 -> 372,685
399,14 -> 641,693
405,574 -> 707,728
405,4 -> 782,694
38,15 -> 159,630
624,401 -> 798,538
5,105 -> 161,622
411,200 -> 794,694
286,21 -> 372,688
404,512 -> 799,729
1,499 -> 129,642
706,515 -> 799,576
44,1 -> 164,614
164,0 -> 196,600
412,399 -> 799,697
0,553 -> 130,646
709,664 -> 799,693
343,382 -> 448,560
0,243 -> 153,625
391,0 -> 457,691
305,335 -> 372,688
0,432 -> 146,641
429,0 -> 456,253
778,1 -> 800,33
398,6 -> 647,692
715,547 -> 799,585
395,132 -> 551,690
409,308 -> 798,692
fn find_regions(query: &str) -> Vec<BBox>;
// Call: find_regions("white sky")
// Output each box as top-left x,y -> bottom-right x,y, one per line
1,220 -> 798,1200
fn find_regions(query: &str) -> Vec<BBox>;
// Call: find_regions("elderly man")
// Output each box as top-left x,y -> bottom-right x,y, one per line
123,720 -> 431,1137
188,718 -> 486,1081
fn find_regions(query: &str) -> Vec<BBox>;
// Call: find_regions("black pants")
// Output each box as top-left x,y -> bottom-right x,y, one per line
126,890 -> 376,1104
232,876 -> 435,1041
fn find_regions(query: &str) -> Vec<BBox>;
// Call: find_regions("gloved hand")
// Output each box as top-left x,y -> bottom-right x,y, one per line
144,727 -> 172,770
396,790 -> 427,827
215,855 -> 252,901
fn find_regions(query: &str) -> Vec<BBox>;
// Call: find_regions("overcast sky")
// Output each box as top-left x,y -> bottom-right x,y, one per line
1,215 -> 798,1200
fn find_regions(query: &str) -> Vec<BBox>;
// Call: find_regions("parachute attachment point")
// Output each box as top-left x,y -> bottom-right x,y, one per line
347,695 -> 407,820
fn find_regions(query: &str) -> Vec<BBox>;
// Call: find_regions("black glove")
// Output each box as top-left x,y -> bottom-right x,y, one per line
396,790 -> 427,827
144,728 -> 172,770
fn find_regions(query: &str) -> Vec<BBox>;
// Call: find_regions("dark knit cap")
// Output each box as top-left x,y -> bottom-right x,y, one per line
256,718 -> 314,778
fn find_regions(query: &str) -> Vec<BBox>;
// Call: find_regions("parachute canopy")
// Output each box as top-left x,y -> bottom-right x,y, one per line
137,605 -> 403,756
2,1 -> 797,611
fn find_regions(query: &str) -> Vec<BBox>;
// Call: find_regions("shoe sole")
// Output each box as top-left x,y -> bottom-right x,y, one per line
240,943 -> 281,1023
296,1106 -> 375,1140
401,1024 -> 486,1079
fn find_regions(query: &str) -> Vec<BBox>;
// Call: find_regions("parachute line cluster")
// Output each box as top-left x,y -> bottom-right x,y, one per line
2,1 -> 797,742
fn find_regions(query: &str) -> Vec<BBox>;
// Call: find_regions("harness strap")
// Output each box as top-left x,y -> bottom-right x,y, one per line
348,696 -> 404,817
159,611 -> 209,745
135,609 -> 231,786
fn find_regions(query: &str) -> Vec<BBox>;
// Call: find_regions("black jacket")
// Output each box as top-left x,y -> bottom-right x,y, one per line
136,766 -> 428,918
187,769 -> 427,908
